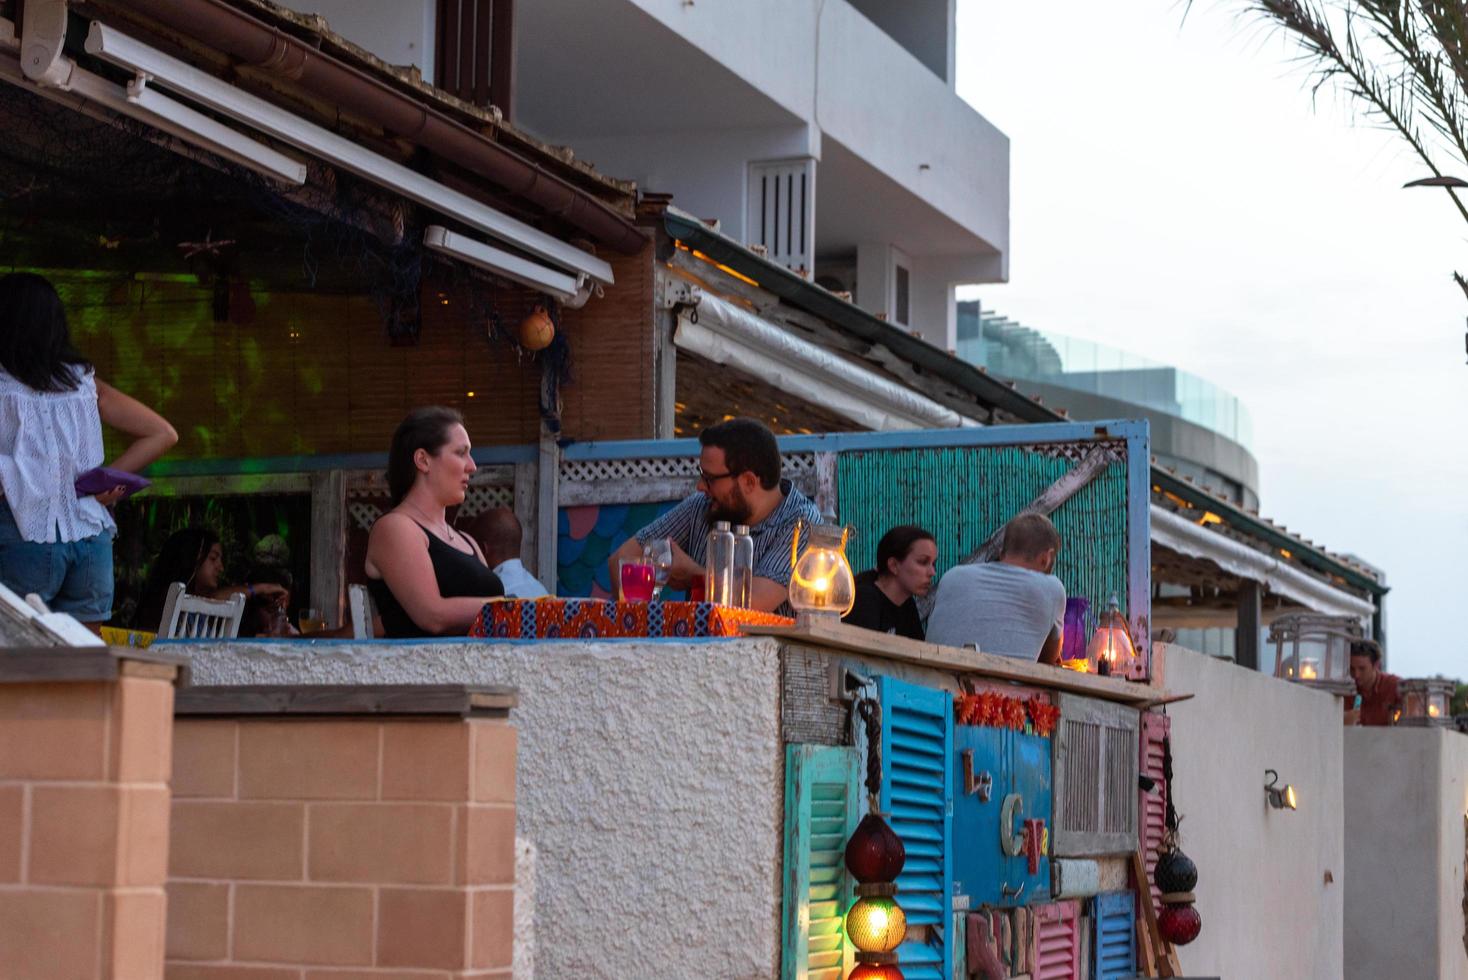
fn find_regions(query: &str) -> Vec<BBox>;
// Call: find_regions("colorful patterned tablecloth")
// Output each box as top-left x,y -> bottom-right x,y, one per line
470,598 -> 793,640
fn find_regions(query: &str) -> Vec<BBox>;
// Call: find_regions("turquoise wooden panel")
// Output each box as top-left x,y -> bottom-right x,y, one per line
1007,731 -> 1053,904
836,446 -> 1131,640
952,725 -> 1006,906
782,745 -> 860,980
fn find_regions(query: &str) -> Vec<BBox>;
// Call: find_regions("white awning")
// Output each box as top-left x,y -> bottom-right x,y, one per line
1151,505 -> 1375,621
674,289 -> 979,432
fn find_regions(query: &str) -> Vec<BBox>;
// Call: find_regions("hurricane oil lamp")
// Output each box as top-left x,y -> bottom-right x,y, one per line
788,520 -> 856,621
1084,594 -> 1136,676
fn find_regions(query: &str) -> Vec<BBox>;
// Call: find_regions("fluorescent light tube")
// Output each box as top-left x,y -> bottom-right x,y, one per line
0,18 -> 305,185
423,225 -> 587,302
86,21 -> 614,287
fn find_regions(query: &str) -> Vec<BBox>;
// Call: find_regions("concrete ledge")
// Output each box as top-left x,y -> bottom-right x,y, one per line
176,683 -> 518,717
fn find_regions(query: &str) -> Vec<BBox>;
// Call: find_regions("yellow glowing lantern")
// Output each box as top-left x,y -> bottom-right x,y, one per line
1084,594 -> 1136,676
788,520 -> 856,619
845,895 -> 907,954
1299,659 -> 1319,681
1401,678 -> 1454,726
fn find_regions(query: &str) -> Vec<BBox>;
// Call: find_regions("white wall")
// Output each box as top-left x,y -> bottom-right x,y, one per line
570,125 -> 817,247
184,638 -> 786,980
282,0 -> 435,75
1165,646 -> 1344,980
1344,727 -> 1468,980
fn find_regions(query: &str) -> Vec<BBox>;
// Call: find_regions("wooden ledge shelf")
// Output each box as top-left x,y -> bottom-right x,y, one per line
743,620 -> 1178,707
0,646 -> 187,684
175,683 -> 519,718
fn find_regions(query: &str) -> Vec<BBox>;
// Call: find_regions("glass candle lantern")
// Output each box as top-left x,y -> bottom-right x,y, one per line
788,521 -> 856,619
1084,594 -> 1136,675
1269,613 -> 1360,687
1401,678 -> 1454,725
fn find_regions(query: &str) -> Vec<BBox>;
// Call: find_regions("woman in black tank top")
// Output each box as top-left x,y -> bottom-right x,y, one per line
364,408 -> 506,637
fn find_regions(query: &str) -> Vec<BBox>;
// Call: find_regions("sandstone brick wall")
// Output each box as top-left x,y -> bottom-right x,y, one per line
0,663 -> 177,980
167,716 -> 516,979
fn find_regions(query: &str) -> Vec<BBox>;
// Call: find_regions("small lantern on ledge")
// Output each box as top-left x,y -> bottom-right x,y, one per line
788,519 -> 856,625
1400,677 -> 1454,727
1269,613 -> 1360,702
1084,594 -> 1137,676
844,698 -> 908,980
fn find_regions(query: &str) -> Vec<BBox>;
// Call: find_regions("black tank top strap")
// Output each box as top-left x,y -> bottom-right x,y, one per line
370,519 -> 504,638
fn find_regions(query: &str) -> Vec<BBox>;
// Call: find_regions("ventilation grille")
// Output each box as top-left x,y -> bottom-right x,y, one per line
1053,695 -> 1139,856
748,158 -> 816,274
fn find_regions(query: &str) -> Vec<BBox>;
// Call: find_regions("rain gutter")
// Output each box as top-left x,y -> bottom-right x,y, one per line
120,0 -> 648,255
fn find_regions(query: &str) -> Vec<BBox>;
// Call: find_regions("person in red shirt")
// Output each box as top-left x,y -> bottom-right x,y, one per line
1347,640 -> 1401,726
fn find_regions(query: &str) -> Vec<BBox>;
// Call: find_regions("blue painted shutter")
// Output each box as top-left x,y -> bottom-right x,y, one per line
783,745 -> 860,980
1092,891 -> 1138,980
878,676 -> 954,980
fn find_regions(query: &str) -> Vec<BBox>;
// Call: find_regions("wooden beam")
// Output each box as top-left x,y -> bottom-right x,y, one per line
744,619 -> 1170,706
175,683 -> 518,717
0,647 -> 186,684
535,431 -> 559,588
309,470 -> 348,631
489,0 -> 515,120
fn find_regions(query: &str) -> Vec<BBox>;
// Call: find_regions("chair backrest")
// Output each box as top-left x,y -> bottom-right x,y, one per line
160,581 -> 246,640
349,583 -> 377,640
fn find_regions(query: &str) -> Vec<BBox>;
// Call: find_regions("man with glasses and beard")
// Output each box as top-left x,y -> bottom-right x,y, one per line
608,418 -> 822,613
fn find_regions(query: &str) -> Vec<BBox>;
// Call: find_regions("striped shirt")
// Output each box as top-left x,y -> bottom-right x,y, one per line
635,479 -> 822,587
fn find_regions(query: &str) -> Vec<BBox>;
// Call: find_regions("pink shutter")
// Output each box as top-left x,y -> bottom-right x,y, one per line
1138,711 -> 1170,909
1034,900 -> 1081,980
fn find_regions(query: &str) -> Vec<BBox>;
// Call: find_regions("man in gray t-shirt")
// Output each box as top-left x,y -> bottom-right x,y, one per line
925,514 -> 1067,663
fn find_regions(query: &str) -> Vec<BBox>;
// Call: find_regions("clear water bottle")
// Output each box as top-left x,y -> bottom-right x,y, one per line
705,520 -> 736,606
732,524 -> 754,609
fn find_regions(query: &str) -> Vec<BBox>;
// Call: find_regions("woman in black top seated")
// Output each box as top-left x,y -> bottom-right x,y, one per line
842,525 -> 936,641
365,407 -> 504,637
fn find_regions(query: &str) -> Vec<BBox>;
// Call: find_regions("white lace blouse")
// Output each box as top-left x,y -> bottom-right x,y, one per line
0,366 -> 114,544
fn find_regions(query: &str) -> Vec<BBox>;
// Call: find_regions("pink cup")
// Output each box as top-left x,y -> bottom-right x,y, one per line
618,559 -> 656,603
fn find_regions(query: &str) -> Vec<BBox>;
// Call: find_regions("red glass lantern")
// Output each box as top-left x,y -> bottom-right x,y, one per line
844,813 -> 906,883
850,963 -> 905,980
1158,903 -> 1202,945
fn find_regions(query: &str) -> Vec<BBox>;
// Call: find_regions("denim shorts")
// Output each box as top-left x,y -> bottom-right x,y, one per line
0,500 -> 114,622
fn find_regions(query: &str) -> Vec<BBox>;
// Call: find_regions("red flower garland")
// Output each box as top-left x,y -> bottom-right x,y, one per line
955,692 -> 1060,736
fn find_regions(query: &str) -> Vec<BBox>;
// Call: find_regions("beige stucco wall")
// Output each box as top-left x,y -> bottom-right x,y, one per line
1166,646 -> 1345,979
1345,726 -> 1468,980
181,638 -> 785,980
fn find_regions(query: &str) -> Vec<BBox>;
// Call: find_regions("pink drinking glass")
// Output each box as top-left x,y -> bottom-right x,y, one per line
618,559 -> 657,603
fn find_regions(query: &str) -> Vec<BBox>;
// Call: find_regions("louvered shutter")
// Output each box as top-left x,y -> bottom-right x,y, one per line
1052,693 -> 1139,855
878,676 -> 953,980
1034,900 -> 1081,980
747,158 -> 817,273
1138,711 -> 1170,909
1092,891 -> 1138,980
782,744 -> 860,980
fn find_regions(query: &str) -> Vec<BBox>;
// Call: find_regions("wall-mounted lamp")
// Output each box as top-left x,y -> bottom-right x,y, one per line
1265,769 -> 1297,810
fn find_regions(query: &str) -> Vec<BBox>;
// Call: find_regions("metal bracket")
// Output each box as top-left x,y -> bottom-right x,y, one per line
656,277 -> 702,311
19,0 -> 74,88
961,749 -> 993,802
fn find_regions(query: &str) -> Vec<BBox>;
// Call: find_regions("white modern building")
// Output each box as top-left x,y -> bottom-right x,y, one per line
287,0 -> 1009,351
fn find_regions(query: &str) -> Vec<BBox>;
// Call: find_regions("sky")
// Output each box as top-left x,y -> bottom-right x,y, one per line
954,0 -> 1468,678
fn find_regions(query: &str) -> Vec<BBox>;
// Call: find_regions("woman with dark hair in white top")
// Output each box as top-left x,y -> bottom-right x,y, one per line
0,273 -> 177,624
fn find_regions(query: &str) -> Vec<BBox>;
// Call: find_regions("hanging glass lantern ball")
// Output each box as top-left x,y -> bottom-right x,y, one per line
849,960 -> 906,980
844,813 -> 906,883
1158,902 -> 1202,945
845,896 -> 908,954
1154,846 -> 1198,894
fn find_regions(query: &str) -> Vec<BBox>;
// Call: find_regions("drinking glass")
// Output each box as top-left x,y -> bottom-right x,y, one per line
643,538 -> 673,601
618,559 -> 656,603
298,607 -> 326,634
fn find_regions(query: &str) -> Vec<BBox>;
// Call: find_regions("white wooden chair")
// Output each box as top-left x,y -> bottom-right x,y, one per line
348,583 -> 379,639
159,581 -> 245,639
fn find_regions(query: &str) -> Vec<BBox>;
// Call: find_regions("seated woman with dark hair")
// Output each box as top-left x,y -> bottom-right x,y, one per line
842,525 -> 937,641
364,406 -> 504,637
132,526 -> 288,633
